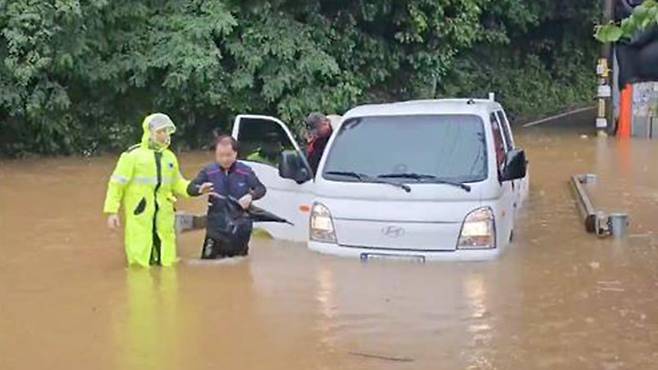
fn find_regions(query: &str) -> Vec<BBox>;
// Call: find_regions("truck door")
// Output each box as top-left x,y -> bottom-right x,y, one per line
490,112 -> 515,245
232,115 -> 314,242
496,110 -> 528,208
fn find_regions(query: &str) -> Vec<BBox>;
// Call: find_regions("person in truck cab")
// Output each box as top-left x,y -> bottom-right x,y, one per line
305,112 -> 333,174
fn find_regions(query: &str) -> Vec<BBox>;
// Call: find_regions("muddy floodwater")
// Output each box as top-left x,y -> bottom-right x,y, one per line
4,121 -> 658,370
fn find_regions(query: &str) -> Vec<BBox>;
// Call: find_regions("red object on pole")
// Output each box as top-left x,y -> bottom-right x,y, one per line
618,84 -> 633,138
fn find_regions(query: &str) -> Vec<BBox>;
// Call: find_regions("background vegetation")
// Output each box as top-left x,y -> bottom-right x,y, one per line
0,0 -> 600,156
595,0 -> 658,42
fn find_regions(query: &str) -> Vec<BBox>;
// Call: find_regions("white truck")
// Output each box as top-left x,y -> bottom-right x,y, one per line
231,98 -> 529,262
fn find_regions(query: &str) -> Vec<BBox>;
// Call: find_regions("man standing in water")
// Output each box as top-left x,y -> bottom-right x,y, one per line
187,135 -> 266,259
103,113 -> 213,267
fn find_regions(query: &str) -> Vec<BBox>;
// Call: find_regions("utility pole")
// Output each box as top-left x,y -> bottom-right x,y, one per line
596,0 -> 615,135
602,0 -> 615,59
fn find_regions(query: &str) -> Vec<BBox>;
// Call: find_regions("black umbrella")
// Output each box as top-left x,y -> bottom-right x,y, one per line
210,193 -> 294,225
176,193 -> 294,234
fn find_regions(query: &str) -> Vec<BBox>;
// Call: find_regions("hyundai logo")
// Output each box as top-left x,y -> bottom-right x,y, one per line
381,225 -> 405,238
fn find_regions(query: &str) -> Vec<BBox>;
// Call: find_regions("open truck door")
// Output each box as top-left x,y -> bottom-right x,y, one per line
232,115 -> 314,242
495,110 -> 529,209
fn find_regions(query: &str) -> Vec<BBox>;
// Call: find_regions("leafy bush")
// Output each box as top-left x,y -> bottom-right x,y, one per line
0,0 -> 599,157
595,0 -> 658,42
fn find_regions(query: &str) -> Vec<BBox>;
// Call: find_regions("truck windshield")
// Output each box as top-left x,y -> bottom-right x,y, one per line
322,114 -> 487,183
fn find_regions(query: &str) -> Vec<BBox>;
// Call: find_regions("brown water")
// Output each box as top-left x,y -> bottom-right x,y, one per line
3,123 -> 658,370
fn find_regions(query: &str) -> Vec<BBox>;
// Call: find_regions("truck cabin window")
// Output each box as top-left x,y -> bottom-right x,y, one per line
238,118 -> 295,168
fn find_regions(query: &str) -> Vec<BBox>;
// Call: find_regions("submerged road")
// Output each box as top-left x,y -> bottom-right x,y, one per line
3,113 -> 658,369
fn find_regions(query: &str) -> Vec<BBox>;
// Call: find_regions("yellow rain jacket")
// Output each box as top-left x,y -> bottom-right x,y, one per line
103,114 -> 190,267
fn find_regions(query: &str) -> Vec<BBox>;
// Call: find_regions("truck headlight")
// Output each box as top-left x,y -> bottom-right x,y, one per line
457,207 -> 496,249
310,203 -> 337,243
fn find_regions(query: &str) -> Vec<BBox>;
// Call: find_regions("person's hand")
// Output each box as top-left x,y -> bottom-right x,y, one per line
198,182 -> 214,194
107,214 -> 121,230
238,194 -> 253,210
304,129 -> 316,143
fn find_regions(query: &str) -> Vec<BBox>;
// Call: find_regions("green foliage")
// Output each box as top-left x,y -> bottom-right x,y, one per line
446,0 -> 599,120
0,0 -> 600,156
595,0 -> 658,42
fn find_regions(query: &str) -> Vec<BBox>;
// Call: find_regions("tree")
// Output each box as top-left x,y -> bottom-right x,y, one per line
0,0 -> 600,156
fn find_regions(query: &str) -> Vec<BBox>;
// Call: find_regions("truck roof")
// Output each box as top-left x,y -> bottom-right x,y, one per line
343,99 -> 502,120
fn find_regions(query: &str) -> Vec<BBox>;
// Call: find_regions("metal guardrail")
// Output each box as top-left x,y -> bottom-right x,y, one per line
522,106 -> 596,128
570,174 -> 598,233
569,174 -> 629,238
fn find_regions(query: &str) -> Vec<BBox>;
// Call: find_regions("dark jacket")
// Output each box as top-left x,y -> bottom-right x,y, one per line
187,161 -> 266,207
187,161 -> 266,241
307,133 -> 331,174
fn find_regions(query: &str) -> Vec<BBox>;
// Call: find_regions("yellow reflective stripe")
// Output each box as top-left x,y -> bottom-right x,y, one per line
161,177 -> 174,185
110,175 -> 129,184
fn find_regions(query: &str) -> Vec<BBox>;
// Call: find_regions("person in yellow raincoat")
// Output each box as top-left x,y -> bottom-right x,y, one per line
103,113 -> 213,267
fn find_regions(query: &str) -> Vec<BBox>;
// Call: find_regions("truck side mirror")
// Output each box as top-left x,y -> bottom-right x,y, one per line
279,150 -> 312,184
501,149 -> 527,182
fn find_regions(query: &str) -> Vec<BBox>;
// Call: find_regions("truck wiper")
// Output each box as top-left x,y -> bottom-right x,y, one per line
325,171 -> 411,192
378,173 -> 471,192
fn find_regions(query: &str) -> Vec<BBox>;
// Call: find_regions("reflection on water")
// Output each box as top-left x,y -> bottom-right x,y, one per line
4,120 -> 658,369
462,274 -> 493,369
115,269 -> 179,370
464,274 -> 488,322
315,266 -> 337,350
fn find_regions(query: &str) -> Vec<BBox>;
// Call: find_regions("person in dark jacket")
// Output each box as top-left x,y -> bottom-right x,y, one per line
305,112 -> 333,174
187,135 -> 266,259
